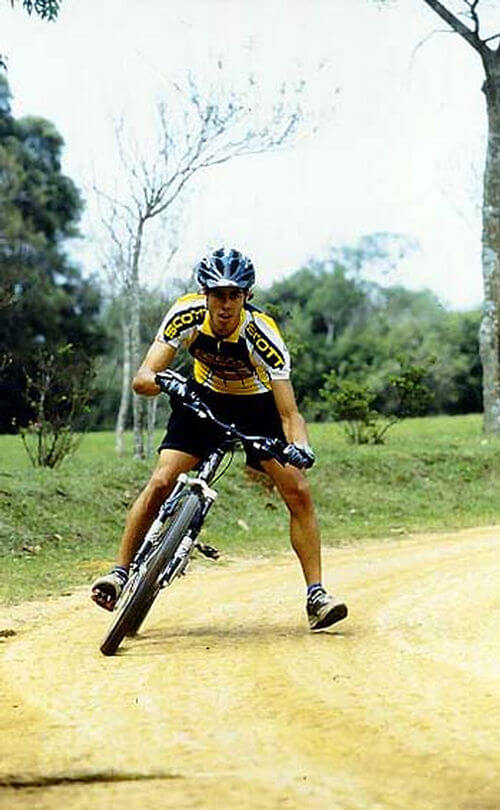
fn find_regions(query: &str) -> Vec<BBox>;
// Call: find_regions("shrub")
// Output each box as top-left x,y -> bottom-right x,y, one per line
318,356 -> 435,444
15,344 -> 95,468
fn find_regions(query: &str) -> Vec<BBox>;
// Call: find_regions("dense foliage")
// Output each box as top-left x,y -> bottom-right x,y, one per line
0,74 -> 106,433
255,256 -> 482,419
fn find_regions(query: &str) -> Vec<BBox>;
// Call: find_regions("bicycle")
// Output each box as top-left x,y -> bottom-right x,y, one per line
99,369 -> 300,656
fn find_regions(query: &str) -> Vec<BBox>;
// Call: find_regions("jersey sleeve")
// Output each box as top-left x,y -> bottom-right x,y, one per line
155,294 -> 206,350
245,313 -> 291,380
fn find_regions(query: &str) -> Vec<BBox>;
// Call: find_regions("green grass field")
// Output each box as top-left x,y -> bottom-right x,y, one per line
1,414 -> 499,603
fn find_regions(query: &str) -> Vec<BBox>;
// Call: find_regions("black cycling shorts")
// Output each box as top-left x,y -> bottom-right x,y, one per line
158,381 -> 285,470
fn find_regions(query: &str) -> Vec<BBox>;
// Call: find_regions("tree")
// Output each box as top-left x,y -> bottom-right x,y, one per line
373,0 -> 500,432
330,232 -> 419,279
259,244 -> 482,416
96,71 -> 304,458
258,234 -> 417,403
96,189 -> 182,455
0,74 -> 106,432
422,1 -> 499,434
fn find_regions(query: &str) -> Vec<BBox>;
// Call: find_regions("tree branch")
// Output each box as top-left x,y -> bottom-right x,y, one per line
421,0 -> 490,55
464,1 -> 480,36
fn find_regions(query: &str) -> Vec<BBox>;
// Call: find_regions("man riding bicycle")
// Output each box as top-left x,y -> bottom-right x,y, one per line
92,247 -> 348,631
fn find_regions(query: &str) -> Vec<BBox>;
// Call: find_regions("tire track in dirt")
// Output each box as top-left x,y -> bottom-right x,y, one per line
0,527 -> 498,809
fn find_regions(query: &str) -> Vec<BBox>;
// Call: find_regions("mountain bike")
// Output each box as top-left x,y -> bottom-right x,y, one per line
99,369 -> 296,656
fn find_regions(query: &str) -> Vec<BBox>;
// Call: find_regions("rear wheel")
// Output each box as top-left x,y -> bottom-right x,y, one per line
100,494 -> 201,656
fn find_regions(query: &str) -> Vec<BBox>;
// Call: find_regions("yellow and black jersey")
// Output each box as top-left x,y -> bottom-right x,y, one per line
155,293 -> 290,395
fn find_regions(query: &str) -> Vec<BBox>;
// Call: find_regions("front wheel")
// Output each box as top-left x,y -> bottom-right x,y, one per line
100,494 -> 201,656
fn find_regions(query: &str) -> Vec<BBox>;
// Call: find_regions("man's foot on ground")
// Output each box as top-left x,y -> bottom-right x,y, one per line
91,567 -> 128,612
306,586 -> 348,630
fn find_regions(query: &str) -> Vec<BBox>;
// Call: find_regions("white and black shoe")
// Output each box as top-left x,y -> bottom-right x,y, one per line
306,586 -> 348,630
91,567 -> 128,612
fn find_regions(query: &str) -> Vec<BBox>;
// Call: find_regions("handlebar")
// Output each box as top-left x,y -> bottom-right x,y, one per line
155,370 -> 292,467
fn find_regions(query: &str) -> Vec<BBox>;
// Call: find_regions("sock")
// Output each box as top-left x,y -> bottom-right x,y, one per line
307,582 -> 322,598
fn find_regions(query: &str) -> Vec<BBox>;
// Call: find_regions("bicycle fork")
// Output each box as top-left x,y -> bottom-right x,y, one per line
130,474 -> 193,572
159,477 -> 219,587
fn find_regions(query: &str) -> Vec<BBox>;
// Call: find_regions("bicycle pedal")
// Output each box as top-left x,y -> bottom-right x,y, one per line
195,542 -> 220,560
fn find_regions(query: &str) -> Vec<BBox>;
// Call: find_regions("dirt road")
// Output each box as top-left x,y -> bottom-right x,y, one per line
0,527 -> 498,810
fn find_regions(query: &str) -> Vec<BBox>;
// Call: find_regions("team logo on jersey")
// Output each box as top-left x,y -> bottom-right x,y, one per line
189,333 -> 254,380
163,305 -> 205,340
246,321 -> 285,369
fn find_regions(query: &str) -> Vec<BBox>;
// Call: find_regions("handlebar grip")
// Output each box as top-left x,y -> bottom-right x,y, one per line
154,373 -> 167,390
250,437 -> 290,466
282,443 -> 315,469
154,372 -> 187,398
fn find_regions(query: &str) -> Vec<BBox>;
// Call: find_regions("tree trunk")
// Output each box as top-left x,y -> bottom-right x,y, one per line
115,314 -> 131,455
131,220 -> 145,458
479,51 -> 500,434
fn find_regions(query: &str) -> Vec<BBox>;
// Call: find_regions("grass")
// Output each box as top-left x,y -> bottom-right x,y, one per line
0,414 -> 499,604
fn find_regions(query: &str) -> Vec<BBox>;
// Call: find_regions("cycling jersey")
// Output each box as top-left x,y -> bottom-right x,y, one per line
155,293 -> 291,395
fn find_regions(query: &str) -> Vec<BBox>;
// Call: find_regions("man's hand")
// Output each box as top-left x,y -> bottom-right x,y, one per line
155,373 -> 187,399
283,443 -> 316,469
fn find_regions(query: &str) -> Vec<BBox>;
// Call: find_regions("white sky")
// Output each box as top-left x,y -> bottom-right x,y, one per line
1,0 -> 495,310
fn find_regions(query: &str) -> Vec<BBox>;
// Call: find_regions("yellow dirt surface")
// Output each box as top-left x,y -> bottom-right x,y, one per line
0,526 -> 499,810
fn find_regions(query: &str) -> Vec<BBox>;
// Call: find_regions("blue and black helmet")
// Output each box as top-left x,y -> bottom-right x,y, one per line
195,247 -> 255,291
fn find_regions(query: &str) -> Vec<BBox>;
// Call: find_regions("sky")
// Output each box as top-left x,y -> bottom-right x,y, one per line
1,0 -> 495,310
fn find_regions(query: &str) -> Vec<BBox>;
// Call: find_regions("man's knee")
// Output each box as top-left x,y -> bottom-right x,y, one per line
142,450 -> 197,508
147,465 -> 177,500
280,473 -> 314,514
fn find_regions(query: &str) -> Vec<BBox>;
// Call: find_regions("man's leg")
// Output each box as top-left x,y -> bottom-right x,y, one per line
117,449 -> 199,567
260,459 -> 347,630
260,459 -> 321,585
92,449 -> 198,610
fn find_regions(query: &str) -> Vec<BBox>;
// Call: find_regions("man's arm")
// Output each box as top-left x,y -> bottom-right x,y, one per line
132,342 -> 177,396
271,379 -> 310,445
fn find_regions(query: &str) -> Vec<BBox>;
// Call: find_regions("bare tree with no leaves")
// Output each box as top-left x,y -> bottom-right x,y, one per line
418,0 -> 500,433
97,197 -> 181,455
97,206 -> 134,455
372,0 -> 499,431
96,70 -> 305,458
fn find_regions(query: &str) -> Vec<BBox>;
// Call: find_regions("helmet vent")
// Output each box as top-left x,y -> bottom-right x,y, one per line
195,247 -> 255,290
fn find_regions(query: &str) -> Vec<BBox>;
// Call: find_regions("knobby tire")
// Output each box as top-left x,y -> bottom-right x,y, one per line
100,494 -> 201,656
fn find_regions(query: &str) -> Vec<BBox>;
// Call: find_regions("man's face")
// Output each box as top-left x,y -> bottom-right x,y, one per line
206,287 -> 246,338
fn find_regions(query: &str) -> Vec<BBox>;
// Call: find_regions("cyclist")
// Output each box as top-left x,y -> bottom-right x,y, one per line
92,247 -> 348,631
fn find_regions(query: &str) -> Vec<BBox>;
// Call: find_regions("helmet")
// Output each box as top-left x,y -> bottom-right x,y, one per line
195,247 -> 255,291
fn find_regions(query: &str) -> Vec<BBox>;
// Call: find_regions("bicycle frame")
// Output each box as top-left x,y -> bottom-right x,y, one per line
155,452 -> 224,587
129,436 -> 237,588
